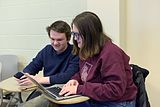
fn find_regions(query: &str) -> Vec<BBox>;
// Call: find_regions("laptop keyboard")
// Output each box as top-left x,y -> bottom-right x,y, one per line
45,86 -> 81,101
47,87 -> 63,97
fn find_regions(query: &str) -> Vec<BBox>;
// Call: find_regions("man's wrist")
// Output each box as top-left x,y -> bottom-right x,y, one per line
40,77 -> 50,84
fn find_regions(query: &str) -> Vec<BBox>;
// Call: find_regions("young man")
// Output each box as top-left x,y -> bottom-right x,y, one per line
17,20 -> 79,107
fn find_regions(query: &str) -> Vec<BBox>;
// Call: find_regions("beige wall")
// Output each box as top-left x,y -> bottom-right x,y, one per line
86,0 -> 127,50
87,0 -> 121,45
126,0 -> 160,107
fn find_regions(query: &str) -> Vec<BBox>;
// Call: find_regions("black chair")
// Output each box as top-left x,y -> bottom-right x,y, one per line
130,64 -> 150,107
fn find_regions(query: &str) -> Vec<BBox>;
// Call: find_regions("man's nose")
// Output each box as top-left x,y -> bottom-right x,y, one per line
53,40 -> 59,45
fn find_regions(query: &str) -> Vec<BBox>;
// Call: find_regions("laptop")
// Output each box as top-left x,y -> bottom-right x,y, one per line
23,73 -> 81,101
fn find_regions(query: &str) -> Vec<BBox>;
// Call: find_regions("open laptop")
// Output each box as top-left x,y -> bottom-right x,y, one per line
23,73 -> 81,101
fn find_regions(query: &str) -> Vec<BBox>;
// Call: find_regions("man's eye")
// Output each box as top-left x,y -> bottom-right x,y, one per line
57,39 -> 63,41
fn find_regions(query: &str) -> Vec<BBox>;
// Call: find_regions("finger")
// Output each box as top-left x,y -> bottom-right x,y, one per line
59,88 -> 68,95
59,88 -> 66,95
19,80 -> 31,86
24,73 -> 30,76
67,82 -> 74,86
63,84 -> 67,88
20,75 -> 27,80
65,83 -> 70,87
64,91 -> 73,96
70,82 -> 74,86
15,78 -> 21,82
18,78 -> 31,85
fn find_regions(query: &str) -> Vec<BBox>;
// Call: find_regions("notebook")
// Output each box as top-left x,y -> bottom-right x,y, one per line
23,73 -> 81,101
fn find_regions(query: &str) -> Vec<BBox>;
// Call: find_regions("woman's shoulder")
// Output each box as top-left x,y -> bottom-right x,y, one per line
100,41 -> 130,62
102,41 -> 123,54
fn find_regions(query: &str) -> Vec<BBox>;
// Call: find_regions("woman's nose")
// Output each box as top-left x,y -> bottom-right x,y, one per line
73,36 -> 77,41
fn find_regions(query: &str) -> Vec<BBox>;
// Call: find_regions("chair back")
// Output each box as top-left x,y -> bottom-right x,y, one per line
0,55 -> 18,81
130,64 -> 150,107
0,55 -> 22,106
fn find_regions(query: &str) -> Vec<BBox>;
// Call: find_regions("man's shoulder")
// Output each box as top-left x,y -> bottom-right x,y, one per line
66,44 -> 74,53
67,44 -> 79,58
39,44 -> 53,53
45,44 -> 52,48
68,43 -> 73,49
42,44 -> 52,50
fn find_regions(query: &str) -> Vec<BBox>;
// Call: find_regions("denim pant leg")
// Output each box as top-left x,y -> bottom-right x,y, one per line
18,95 -> 50,107
89,100 -> 136,107
59,101 -> 91,107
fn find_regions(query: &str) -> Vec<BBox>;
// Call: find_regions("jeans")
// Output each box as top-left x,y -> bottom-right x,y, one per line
59,100 -> 136,107
18,95 -> 50,107
26,89 -> 41,101
59,101 -> 91,107
89,100 -> 136,107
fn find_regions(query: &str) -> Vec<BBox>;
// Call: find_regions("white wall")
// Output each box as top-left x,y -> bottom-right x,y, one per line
0,0 -> 122,68
0,0 -> 87,69
126,0 -> 160,107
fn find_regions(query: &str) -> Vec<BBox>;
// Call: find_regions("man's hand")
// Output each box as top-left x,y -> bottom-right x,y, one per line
16,73 -> 32,86
16,73 -> 50,86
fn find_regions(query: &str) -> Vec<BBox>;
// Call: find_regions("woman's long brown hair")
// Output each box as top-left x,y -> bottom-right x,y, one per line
72,11 -> 111,60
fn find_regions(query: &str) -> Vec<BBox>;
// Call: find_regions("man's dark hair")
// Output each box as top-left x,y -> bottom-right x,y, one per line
46,20 -> 71,41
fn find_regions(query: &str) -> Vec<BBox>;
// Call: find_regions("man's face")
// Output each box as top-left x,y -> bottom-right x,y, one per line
49,30 -> 68,53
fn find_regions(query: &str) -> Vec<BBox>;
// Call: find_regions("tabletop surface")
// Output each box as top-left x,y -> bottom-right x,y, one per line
0,77 -> 37,92
42,84 -> 90,104
0,77 -> 90,104
43,94 -> 90,104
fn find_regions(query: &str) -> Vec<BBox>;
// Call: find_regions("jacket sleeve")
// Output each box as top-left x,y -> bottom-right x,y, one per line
23,48 -> 44,75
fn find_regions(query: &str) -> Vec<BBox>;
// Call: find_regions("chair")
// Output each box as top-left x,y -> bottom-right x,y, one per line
0,55 -> 22,106
130,64 -> 150,107
0,55 -> 18,81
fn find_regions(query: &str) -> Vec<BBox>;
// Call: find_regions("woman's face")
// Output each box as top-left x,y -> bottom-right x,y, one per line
72,24 -> 83,48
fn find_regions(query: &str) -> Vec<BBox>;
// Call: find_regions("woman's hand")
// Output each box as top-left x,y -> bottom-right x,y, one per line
65,79 -> 79,87
59,79 -> 79,96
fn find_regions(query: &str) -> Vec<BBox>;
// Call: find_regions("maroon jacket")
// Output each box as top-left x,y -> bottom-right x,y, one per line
71,41 -> 137,102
